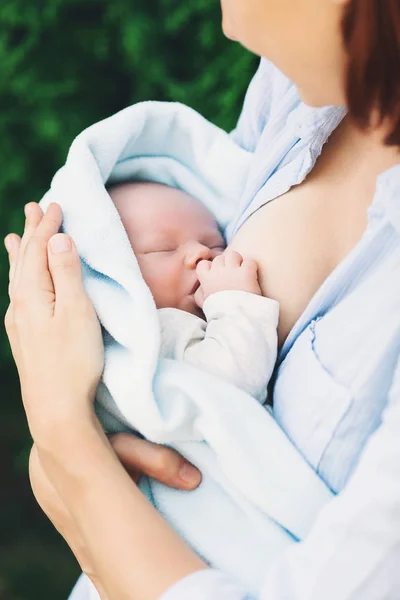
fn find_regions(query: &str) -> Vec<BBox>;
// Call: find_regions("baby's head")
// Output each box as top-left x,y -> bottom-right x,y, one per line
108,181 -> 225,316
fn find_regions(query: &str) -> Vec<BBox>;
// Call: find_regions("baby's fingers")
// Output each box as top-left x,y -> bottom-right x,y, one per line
242,258 -> 259,275
211,254 -> 225,268
196,259 -> 212,279
224,250 -> 243,268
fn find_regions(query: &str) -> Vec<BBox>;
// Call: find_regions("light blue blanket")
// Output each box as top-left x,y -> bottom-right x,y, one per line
39,101 -> 333,596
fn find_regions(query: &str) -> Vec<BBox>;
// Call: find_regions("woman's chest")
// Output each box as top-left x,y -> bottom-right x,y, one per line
230,167 -> 374,346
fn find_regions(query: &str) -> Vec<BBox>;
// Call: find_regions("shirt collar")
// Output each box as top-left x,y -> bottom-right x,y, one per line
286,102 -> 346,143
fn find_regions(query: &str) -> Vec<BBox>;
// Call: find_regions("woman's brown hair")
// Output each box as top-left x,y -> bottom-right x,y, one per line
342,0 -> 400,146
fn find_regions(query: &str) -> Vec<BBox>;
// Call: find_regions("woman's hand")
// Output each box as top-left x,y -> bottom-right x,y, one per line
4,199 -> 201,486
4,202 -> 104,445
6,202 -> 204,599
109,433 -> 202,489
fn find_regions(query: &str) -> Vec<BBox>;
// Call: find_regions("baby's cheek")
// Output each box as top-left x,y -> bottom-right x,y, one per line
157,267 -> 183,309
138,254 -> 185,309
136,257 -> 165,306
153,277 -> 177,308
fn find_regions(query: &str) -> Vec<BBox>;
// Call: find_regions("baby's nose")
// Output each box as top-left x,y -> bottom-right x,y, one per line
184,241 -> 212,268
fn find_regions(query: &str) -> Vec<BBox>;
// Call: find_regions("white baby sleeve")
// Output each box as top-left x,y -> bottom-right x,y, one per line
158,291 -> 279,403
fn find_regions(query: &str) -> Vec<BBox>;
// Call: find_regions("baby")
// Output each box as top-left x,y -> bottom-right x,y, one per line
108,180 -> 279,403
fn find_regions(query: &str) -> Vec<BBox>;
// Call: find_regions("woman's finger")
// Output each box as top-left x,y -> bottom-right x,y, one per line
17,203 -> 63,303
47,233 -> 86,314
110,434 -> 202,491
5,234 -> 21,296
12,203 -> 44,295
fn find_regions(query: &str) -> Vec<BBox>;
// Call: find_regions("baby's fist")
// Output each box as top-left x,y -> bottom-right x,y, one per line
195,250 -> 262,308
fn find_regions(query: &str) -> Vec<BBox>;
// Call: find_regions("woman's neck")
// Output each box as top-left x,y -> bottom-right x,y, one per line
338,115 -> 400,174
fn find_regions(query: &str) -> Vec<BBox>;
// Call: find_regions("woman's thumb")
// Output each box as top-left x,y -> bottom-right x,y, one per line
48,234 -> 85,306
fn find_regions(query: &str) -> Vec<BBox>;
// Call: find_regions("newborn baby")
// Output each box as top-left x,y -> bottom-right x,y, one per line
109,181 -> 279,402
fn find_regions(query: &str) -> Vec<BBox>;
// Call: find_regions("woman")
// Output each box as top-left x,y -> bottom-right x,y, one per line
4,0 -> 400,598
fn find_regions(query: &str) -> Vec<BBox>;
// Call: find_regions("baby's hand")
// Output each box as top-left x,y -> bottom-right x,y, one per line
194,249 -> 262,308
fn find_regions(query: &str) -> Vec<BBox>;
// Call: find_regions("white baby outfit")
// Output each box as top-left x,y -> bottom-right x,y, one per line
159,290 -> 279,404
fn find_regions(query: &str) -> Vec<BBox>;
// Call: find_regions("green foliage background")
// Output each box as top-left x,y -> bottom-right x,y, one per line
0,1 -> 257,597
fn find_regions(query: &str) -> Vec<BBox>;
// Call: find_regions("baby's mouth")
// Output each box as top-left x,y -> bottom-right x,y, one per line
190,280 -> 201,295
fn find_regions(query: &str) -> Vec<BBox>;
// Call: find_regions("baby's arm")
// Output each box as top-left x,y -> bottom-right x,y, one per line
159,251 -> 279,403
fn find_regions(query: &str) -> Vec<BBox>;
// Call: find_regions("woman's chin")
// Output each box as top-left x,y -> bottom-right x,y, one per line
221,17 -> 238,41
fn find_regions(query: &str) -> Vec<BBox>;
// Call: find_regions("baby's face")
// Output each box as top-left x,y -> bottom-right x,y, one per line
109,181 -> 225,316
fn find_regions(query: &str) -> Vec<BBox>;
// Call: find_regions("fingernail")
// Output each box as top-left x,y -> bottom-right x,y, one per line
4,236 -> 12,252
24,204 -> 33,217
179,461 -> 200,485
50,234 -> 71,254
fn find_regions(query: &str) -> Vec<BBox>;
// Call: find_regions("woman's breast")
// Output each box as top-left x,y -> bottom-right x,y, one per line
229,150 -> 374,347
230,192 -> 362,346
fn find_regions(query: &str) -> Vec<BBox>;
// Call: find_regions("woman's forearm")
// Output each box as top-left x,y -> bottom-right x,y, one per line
36,416 -> 207,600
29,444 -> 111,600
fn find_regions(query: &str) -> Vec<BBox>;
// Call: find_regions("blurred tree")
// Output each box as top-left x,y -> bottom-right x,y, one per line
0,1 -> 257,598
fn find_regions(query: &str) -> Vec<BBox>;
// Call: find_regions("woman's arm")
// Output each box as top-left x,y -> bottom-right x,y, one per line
38,419 -> 207,600
29,444 -> 110,599
30,433 -> 202,600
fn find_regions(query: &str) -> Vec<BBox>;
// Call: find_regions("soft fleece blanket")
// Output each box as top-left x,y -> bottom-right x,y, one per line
39,101 -> 333,596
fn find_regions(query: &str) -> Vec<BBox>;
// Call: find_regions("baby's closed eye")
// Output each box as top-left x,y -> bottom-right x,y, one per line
143,248 -> 177,255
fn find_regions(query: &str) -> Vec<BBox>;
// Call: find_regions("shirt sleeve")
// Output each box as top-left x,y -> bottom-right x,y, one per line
158,354 -> 400,600
158,291 -> 279,403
